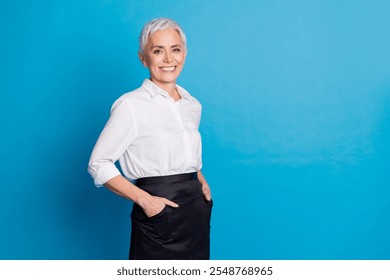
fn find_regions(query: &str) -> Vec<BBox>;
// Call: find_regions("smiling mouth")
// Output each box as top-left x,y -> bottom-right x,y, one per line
160,66 -> 176,71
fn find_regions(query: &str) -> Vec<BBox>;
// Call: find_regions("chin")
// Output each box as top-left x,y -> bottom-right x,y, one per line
159,75 -> 180,82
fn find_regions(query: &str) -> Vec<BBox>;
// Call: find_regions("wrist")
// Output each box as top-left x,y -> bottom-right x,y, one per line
134,189 -> 151,208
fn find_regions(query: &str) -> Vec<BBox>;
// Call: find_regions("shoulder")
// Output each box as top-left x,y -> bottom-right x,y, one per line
111,85 -> 148,110
176,84 -> 202,108
119,85 -> 148,102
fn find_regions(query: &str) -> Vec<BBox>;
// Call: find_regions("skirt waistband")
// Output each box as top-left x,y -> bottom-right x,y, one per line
136,172 -> 198,187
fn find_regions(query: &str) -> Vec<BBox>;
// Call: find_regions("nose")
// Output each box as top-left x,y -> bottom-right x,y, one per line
163,51 -> 173,63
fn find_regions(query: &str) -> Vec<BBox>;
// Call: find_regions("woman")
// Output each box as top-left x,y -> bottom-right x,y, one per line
88,18 -> 212,260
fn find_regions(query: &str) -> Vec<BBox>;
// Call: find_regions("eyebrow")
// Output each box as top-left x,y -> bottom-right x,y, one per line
150,44 -> 182,50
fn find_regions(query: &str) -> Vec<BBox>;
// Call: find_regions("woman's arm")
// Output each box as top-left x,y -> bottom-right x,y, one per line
197,170 -> 212,201
104,175 -> 179,217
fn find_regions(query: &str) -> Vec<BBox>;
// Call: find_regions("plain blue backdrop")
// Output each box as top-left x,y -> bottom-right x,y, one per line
1,0 -> 389,259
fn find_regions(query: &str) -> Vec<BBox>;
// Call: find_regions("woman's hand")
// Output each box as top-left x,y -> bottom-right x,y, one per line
104,175 -> 179,217
198,170 -> 212,201
201,182 -> 212,201
138,194 -> 179,218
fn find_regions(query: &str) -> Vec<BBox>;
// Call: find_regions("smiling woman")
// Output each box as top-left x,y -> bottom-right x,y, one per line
87,18 -> 212,260
138,27 -> 187,101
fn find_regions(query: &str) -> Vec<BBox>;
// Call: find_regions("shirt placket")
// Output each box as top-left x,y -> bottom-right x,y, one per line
168,99 -> 193,168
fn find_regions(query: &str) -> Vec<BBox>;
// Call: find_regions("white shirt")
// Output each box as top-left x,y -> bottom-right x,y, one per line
88,79 -> 202,187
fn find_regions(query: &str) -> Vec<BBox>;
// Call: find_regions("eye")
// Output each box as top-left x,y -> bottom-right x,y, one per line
173,48 -> 181,53
153,49 -> 162,54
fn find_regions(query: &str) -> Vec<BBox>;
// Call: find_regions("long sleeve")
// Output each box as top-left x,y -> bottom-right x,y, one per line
88,97 -> 137,187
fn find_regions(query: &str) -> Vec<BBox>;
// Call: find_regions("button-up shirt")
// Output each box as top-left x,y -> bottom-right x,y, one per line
88,79 -> 202,187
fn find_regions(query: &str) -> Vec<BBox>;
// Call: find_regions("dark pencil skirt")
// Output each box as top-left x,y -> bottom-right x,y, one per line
129,172 -> 213,260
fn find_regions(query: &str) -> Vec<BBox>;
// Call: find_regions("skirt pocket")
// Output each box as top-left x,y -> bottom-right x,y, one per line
148,206 -> 171,241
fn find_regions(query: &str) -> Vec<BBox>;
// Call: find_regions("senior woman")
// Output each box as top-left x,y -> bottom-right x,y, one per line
88,18 -> 212,260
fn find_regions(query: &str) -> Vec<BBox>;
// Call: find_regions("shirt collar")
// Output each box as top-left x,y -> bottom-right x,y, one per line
141,79 -> 193,102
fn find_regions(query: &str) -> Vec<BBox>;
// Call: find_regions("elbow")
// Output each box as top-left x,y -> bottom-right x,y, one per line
87,161 -> 96,178
87,160 -> 121,188
87,161 -> 102,188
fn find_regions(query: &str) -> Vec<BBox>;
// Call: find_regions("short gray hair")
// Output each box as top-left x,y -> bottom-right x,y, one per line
139,18 -> 187,55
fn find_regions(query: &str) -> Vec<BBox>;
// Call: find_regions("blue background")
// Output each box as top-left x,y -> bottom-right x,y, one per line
1,0 -> 389,259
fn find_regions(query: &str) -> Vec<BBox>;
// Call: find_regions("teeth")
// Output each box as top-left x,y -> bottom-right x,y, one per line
161,67 -> 175,71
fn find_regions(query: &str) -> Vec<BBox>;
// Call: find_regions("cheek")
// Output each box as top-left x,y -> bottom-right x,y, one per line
148,60 -> 159,68
146,56 -> 162,67
174,53 -> 186,64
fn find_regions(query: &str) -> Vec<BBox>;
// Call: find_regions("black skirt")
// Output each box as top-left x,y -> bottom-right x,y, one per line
129,172 -> 213,260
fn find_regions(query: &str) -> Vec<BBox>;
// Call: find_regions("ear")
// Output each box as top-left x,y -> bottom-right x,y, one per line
138,52 -> 148,68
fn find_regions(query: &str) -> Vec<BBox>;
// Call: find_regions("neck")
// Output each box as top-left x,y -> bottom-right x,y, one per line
151,79 -> 181,101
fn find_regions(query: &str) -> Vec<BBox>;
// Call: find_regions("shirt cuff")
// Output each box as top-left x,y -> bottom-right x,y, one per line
89,163 -> 121,188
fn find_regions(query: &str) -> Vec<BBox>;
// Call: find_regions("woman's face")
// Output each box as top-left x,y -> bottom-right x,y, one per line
139,28 -> 187,88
